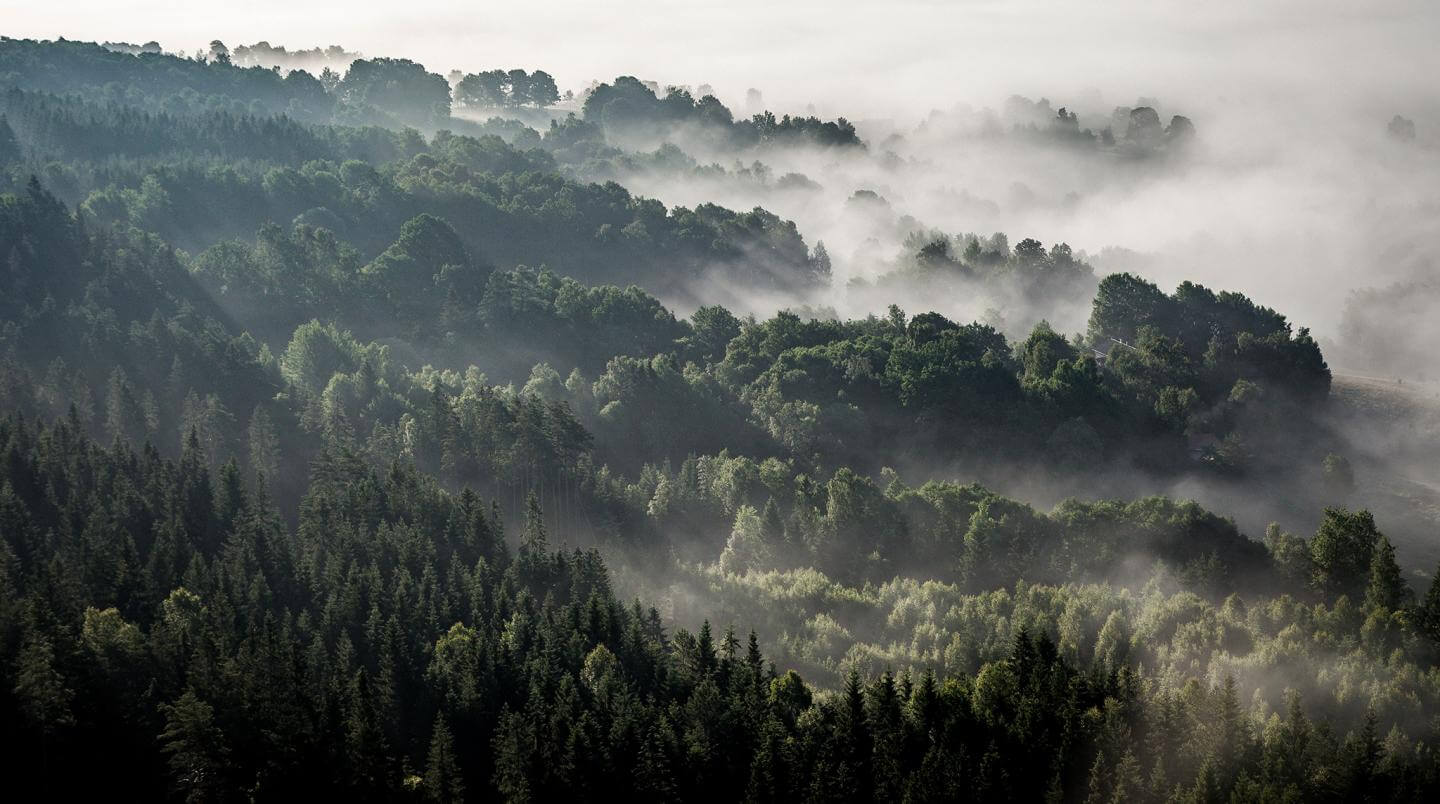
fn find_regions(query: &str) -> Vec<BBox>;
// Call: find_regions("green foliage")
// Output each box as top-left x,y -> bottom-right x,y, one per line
0,115 -> 20,163
3,33 -> 1432,804
1019,320 -> 1078,384
338,57 -> 451,125
1310,507 -> 1382,599
159,690 -> 230,801
455,69 -> 559,110
583,76 -> 862,149
424,714 -> 465,802
1363,535 -> 1409,613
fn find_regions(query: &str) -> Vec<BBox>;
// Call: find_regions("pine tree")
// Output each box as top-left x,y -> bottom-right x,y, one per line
246,405 -> 280,481
1418,561 -> 1440,641
1345,709 -> 1384,797
1112,749 -> 1143,802
1084,752 -> 1108,804
423,714 -> 464,803
215,457 -> 249,536
683,620 -> 717,680
840,669 -> 873,799
14,627 -> 75,737
521,491 -> 547,554
0,115 -> 20,164
343,669 -> 392,795
1212,675 -> 1249,777
634,720 -> 679,802
745,630 -> 765,688
158,689 -> 229,803
1363,535 -> 1409,613
746,718 -> 785,803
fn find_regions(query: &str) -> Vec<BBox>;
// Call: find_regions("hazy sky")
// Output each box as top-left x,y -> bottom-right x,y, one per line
5,1 -> 1439,121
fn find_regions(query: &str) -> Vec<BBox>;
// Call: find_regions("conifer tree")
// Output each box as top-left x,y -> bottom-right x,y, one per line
521,491 -> 547,554
1418,561 -> 1440,641
158,689 -> 229,803
423,714 -> 464,803
1364,535 -> 1410,613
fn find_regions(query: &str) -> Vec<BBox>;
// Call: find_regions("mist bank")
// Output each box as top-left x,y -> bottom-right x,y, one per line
5,35 -> 1436,566
561,84 -> 1440,364
6,21 -> 1440,800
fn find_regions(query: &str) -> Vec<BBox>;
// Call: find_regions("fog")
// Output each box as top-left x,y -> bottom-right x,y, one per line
8,1 -> 1440,547
11,2 -> 1438,349
590,80 -> 1439,358
11,2 -> 1440,115
9,8 -> 1440,786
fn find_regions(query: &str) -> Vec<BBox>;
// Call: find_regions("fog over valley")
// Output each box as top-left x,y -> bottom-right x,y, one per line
2,3 -> 1440,801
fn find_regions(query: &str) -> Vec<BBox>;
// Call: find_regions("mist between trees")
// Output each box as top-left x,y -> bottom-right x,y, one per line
2,34 -> 1440,801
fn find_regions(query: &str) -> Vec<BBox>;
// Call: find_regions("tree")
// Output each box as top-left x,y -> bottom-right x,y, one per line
1309,507 -> 1382,599
424,714 -> 465,802
810,240 -> 832,281
684,305 -> 741,364
180,391 -> 233,468
1019,321 -> 1078,384
528,70 -> 560,107
363,213 -> 471,320
0,115 -> 19,163
634,721 -> 679,801
339,57 -> 451,124
1265,523 -> 1313,589
1387,115 -> 1417,142
1088,273 -> 1170,346
1166,115 -> 1196,146
14,629 -> 75,738
1126,107 -> 1163,145
1014,237 -> 1047,265
159,690 -> 230,803
455,70 -> 509,109
719,504 -> 770,574
506,69 -> 531,107
247,405 -> 281,481
1417,562 -> 1440,641
1363,535 -> 1409,613
522,491 -> 547,554
1345,709 -> 1385,796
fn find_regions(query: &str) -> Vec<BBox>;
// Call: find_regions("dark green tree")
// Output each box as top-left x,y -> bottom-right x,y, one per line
1363,535 -> 1409,613
158,689 -> 230,803
423,714 -> 465,802
1309,507 -> 1382,599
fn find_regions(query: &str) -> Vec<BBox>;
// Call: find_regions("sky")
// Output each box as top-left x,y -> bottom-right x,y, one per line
4,1 -> 1439,121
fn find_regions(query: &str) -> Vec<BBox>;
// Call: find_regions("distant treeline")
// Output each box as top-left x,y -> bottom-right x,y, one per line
6,33 -> 1439,804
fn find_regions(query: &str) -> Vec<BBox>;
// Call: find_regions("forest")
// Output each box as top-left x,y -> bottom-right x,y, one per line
3,33 -> 1440,802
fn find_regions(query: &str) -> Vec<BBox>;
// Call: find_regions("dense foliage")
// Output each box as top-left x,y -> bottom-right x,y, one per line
3,35 -> 1437,803
582,76 -> 863,150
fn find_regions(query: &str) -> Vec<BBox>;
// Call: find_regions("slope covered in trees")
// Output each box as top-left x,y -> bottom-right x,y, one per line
3,34 -> 1438,802
5,412 -> 1440,800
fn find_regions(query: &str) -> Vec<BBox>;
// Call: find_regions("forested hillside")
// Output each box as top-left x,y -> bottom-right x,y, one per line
3,35 -> 1440,802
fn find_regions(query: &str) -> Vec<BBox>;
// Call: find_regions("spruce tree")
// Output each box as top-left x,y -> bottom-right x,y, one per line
158,689 -> 229,803
0,116 -> 18,164
1364,535 -> 1409,613
1418,561 -> 1440,641
521,491 -> 547,554
423,714 -> 464,803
